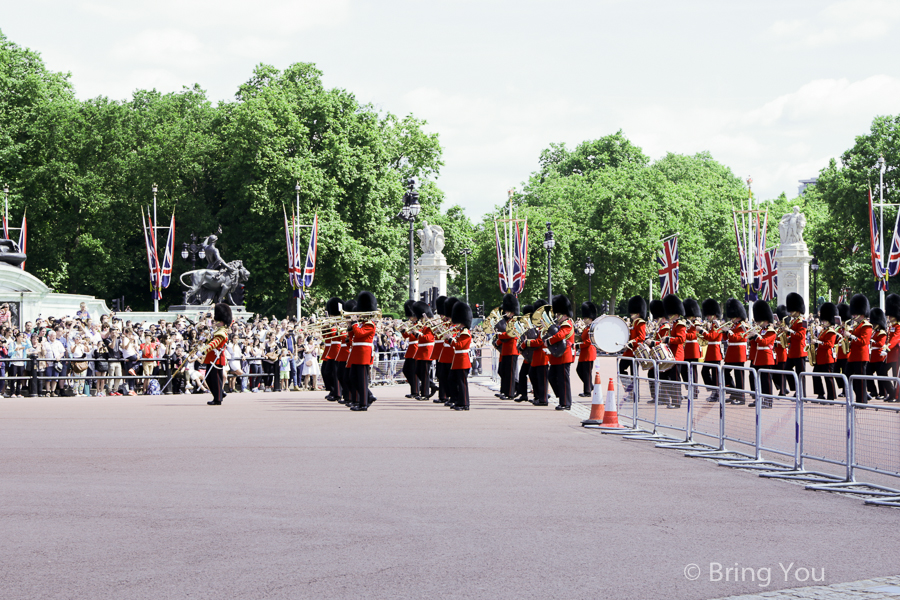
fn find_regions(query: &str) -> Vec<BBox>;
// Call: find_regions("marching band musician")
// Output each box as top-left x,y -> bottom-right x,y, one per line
748,300 -> 776,407
843,294 -> 873,404
682,298 -> 702,400
347,291 -> 378,411
447,301 -> 474,410
432,296 -> 449,401
621,296 -> 647,401
646,299 -> 667,404
402,300 -> 419,399
412,301 -> 436,400
884,294 -> 900,402
336,299 -> 356,405
526,299 -> 550,406
513,303 -> 534,403
867,307 -> 890,400
496,294 -> 521,400
699,299 -> 723,403
773,305 -> 789,396
201,303 -> 232,405
723,298 -> 749,405
835,302 -> 851,396
548,295 -> 575,410
322,297 -> 343,401
660,294 -> 686,409
811,302 -> 838,401
577,302 -> 598,397
785,292 -> 808,398
435,297 -> 459,403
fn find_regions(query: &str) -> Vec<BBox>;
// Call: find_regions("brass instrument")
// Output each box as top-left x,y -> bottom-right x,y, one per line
506,315 -> 531,337
531,305 -> 572,357
341,309 -> 382,322
433,319 -> 456,339
480,307 -> 502,334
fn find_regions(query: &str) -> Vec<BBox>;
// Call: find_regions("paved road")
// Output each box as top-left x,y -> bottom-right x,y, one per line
2,381 -> 899,600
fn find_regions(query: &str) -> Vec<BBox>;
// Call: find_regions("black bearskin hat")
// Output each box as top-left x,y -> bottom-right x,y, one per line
786,292 -> 806,315
214,303 -> 233,326
663,294 -> 685,317
403,299 -> 415,319
870,307 -> 887,331
887,294 -> 900,320
412,301 -> 433,319
326,297 -> 343,317
532,298 -> 548,311
837,303 -> 850,324
818,302 -> 837,325
435,296 -> 447,317
445,297 -> 459,320
581,301 -> 598,320
552,294 -> 573,317
451,301 -> 473,329
628,296 -> 647,320
702,299 -> 721,318
649,299 -> 665,320
683,298 -> 701,319
356,291 -> 378,313
343,299 -> 357,313
752,300 -> 774,323
850,293 -> 870,318
775,304 -> 788,322
521,303 -> 534,317
725,298 -> 747,321
501,293 -> 520,316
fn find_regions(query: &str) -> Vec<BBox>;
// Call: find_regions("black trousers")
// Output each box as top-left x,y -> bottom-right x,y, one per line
415,359 -> 432,397
499,355 -> 517,397
436,362 -> 450,401
848,360 -> 868,403
701,360 -> 721,388
349,363 -> 369,408
723,362 -> 745,393
751,363 -> 772,397
402,357 -> 417,396
773,361 -> 788,394
835,359 -> 848,393
204,365 -> 225,404
517,362 -> 530,398
659,364 -> 681,404
576,361 -> 593,395
867,361 -> 891,398
890,361 -> 900,401
812,363 -> 837,400
337,362 -> 350,402
680,358 -> 699,392
549,362 -> 572,408
529,364 -> 548,404
449,368 -> 470,409
786,357 -> 806,397
320,360 -> 334,395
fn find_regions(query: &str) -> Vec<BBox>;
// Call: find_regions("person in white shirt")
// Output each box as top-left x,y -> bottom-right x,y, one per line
42,331 -> 65,396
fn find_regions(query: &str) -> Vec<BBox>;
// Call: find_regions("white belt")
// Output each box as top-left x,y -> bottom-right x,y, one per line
329,342 -> 340,347
706,342 -> 721,346
418,342 -> 434,347
730,342 -> 747,346
352,342 -> 372,347
686,340 -> 699,344
454,350 -> 469,354
757,346 -> 772,350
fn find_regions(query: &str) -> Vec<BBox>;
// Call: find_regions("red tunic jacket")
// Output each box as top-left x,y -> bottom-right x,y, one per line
724,323 -> 748,363
815,328 -> 837,365
403,330 -> 418,359
498,331 -> 520,357
203,328 -> 228,366
887,324 -> 900,363
623,319 -> 646,358
415,327 -> 435,361
348,321 -> 375,366
847,321 -> 873,363
683,322 -> 702,360
336,330 -> 351,364
774,336 -> 787,364
700,325 -> 723,362
449,330 -> 472,370
578,326 -> 596,362
667,320 -> 687,362
547,319 -> 574,365
323,328 -> 339,361
787,318 -> 808,359
870,330 -> 888,364
751,328 -> 777,366
528,336 -> 549,367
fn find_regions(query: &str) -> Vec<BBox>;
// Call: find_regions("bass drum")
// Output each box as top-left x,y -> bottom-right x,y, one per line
589,315 -> 630,354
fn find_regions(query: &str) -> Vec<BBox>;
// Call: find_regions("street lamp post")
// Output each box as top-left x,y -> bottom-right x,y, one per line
584,258 -> 595,304
399,179 -> 421,300
810,254 -> 819,313
460,248 -> 473,304
181,232 -> 206,270
543,222 -> 555,300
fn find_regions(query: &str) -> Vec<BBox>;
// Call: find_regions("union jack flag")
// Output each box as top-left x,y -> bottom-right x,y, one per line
141,208 -> 161,301
657,236 -> 679,297
733,212 -> 748,286
758,248 -> 778,301
284,207 -> 295,287
511,221 -> 528,295
753,212 -> 768,289
18,212 -> 26,270
160,212 -> 175,289
869,187 -> 889,291
302,213 -> 317,290
495,221 -> 509,293
889,205 -> 900,277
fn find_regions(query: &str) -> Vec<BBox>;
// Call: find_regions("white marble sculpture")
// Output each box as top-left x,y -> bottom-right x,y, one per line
778,206 -> 806,246
417,221 -> 445,256
775,206 -> 811,310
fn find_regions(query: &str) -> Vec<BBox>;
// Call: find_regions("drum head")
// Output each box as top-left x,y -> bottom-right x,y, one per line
590,315 -> 630,353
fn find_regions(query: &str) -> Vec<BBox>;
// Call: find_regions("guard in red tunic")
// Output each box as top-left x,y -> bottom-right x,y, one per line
698,299 -> 724,402
202,303 -> 232,405
576,301 -> 598,397
448,301 -> 473,410
812,302 -> 838,400
835,302 -> 851,396
785,292 -> 808,398
885,294 -> 900,402
646,299 -> 668,404
621,296 -> 647,400
527,299 -> 550,406
348,291 -> 378,411
682,298 -> 703,400
748,300 -> 777,407
773,304 -> 789,396
513,304 -> 534,402
842,294 -> 874,404
723,298 -> 749,405
661,294 -> 687,408
867,308 -> 890,400
547,295 -> 575,410
432,296 -> 450,402
322,297 -> 343,401
336,299 -> 355,405
412,301 -> 435,400
496,294 -> 520,400
401,300 -> 419,399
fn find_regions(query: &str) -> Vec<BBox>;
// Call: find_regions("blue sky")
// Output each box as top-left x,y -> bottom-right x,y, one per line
6,0 -> 900,218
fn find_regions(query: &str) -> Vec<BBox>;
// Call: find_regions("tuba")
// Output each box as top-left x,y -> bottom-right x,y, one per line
480,307 -> 502,335
531,305 -> 568,357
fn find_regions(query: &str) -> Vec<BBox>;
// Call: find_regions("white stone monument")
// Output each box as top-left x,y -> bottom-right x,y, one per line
416,221 -> 449,297
0,263 -> 111,328
775,206 -> 811,312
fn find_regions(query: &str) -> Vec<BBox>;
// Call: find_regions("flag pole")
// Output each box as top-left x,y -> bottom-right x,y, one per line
879,157 -> 887,310
152,184 -> 159,313
295,185 -> 302,320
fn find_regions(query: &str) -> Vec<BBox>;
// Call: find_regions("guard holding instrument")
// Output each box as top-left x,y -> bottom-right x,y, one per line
322,297 -> 343,401
785,292 -> 808,398
812,302 -> 838,401
885,294 -> 900,402
682,298 -> 702,400
412,301 -> 436,400
448,301 -> 473,410
621,296 -> 647,401
513,304 -> 533,402
347,291 -> 378,411
748,300 -> 777,407
843,294 -> 873,404
699,299 -> 723,403
723,298 -> 749,405
548,295 -> 575,411
527,298 -> 550,406
496,293 -> 520,400
577,301 -> 598,397
202,303 -> 231,406
402,300 -> 419,398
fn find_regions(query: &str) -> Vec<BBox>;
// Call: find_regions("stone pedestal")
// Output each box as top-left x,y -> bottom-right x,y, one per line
417,253 -> 449,298
776,242 -> 812,312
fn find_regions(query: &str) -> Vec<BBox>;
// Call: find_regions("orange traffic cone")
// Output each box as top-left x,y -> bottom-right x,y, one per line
581,372 -> 605,426
595,377 -> 625,429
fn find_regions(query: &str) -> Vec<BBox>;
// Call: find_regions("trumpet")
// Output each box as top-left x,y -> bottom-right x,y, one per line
432,319 -> 456,338
341,309 -> 382,322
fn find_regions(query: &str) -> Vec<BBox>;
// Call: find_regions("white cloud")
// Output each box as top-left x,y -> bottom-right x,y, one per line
112,29 -> 213,69
770,0 -> 900,47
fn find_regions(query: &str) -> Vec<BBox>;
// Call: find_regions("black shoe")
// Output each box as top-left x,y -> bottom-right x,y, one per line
350,405 -> 367,411
667,403 -> 681,409
534,401 -> 549,406
555,405 -> 565,410
207,400 -> 221,405
433,398 -> 444,403
512,395 -> 525,402
452,406 -> 468,411
748,401 -> 756,407
405,394 -> 414,398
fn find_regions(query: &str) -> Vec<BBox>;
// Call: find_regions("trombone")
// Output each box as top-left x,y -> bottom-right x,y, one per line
341,309 -> 382,322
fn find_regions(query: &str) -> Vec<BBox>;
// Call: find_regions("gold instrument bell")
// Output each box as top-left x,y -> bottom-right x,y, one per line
480,307 -> 502,334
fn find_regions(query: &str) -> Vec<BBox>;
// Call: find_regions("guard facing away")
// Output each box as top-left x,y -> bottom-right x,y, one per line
202,303 -> 232,405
